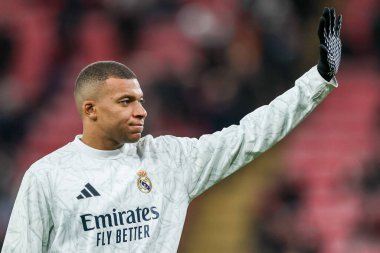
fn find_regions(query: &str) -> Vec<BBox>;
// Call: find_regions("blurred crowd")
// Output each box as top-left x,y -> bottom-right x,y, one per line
252,115 -> 380,253
0,0 -> 379,252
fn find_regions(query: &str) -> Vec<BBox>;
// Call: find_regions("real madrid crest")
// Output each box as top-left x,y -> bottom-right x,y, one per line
136,169 -> 152,193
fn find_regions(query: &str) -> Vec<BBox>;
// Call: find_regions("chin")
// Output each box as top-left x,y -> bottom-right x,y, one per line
125,134 -> 142,143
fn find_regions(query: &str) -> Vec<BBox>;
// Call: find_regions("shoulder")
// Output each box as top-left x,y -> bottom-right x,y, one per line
138,134 -> 197,151
27,141 -> 77,175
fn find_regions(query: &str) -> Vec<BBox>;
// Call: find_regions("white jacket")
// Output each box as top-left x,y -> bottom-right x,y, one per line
2,66 -> 337,252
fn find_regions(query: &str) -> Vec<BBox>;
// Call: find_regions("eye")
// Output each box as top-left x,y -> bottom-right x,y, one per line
119,99 -> 131,104
118,97 -> 145,105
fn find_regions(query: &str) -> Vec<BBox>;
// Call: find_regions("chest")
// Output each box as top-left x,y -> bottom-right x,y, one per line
45,159 -> 189,250
47,157 -> 188,220
51,161 -> 160,210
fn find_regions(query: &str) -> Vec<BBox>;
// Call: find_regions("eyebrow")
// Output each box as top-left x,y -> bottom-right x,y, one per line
116,94 -> 144,101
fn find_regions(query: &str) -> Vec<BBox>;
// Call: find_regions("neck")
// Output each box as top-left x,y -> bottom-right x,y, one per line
81,129 -> 123,150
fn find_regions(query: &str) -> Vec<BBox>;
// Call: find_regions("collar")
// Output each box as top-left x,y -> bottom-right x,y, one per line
72,135 -> 127,159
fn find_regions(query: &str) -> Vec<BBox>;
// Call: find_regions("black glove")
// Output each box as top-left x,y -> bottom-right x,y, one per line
317,7 -> 342,81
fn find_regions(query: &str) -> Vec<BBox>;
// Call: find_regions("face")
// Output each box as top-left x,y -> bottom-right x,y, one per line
93,78 -> 147,145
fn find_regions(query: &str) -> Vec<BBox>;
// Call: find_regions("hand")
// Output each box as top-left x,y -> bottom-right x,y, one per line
317,7 -> 342,81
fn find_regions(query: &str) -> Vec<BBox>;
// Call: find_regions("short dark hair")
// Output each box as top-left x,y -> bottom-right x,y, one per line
75,61 -> 137,92
74,61 -> 137,115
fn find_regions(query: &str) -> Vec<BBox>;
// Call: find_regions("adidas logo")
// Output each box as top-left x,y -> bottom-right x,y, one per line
77,183 -> 101,199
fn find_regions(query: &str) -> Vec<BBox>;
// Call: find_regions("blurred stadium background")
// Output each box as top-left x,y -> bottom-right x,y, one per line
0,0 -> 380,252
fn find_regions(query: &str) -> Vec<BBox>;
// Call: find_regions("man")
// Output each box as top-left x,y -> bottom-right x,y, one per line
2,7 -> 342,253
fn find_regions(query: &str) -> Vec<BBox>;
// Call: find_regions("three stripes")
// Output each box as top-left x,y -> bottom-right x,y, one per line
77,183 -> 100,199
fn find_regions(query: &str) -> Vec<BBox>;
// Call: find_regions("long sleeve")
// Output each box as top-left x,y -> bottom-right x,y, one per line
2,169 -> 53,253
172,66 -> 337,200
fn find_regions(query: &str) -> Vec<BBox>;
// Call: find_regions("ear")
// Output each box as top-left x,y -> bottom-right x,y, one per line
83,100 -> 97,120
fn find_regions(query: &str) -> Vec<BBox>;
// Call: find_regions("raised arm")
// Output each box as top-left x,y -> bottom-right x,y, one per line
181,7 -> 343,200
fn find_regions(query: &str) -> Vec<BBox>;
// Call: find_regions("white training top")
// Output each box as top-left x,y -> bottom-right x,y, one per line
2,66 -> 337,253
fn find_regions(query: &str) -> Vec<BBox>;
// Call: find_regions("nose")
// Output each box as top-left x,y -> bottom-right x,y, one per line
133,101 -> 148,119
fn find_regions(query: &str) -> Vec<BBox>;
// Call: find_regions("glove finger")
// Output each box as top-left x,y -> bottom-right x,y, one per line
336,15 -> 343,37
329,8 -> 336,35
322,7 -> 330,19
318,17 -> 326,44
322,7 -> 330,33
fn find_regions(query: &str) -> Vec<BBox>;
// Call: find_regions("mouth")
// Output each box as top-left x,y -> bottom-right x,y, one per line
129,123 -> 144,132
